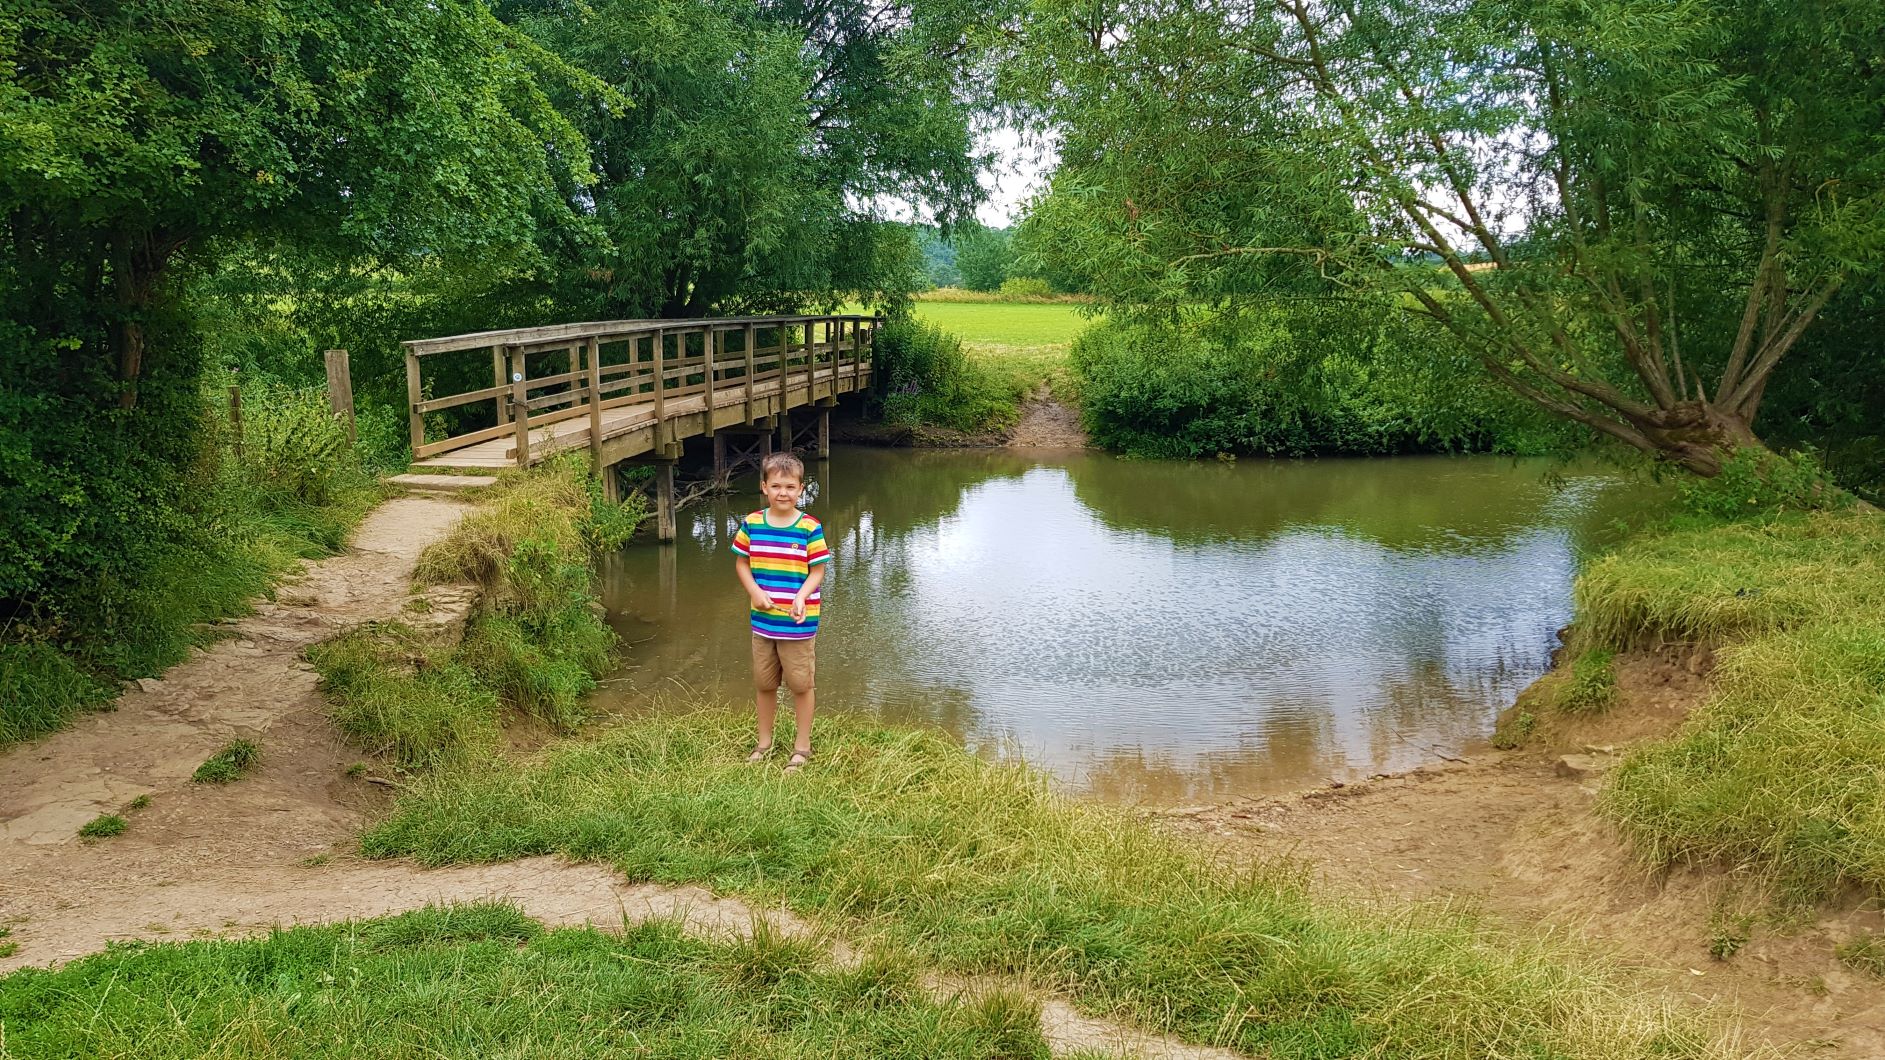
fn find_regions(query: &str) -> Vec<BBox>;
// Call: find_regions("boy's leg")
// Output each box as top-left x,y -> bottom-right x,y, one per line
779,639 -> 816,755
752,635 -> 782,749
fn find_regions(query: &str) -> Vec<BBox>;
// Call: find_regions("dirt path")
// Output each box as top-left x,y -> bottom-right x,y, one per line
1009,384 -> 1089,448
1153,650 -> 1885,1058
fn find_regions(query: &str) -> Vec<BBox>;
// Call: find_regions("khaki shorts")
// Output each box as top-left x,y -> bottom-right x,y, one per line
752,634 -> 816,694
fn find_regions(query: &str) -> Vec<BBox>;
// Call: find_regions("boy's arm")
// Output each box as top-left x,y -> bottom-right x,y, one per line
790,564 -> 826,622
734,556 -> 773,611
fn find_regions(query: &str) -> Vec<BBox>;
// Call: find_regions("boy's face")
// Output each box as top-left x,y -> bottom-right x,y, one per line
762,473 -> 802,510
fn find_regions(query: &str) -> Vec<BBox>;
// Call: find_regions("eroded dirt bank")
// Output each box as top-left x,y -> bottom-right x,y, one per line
1152,647 -> 1885,1058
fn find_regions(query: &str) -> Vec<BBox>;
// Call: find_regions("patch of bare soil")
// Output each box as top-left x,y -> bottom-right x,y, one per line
1009,385 -> 1090,449
1155,646 -> 1885,1058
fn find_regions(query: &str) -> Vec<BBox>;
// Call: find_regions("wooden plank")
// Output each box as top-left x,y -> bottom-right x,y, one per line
405,315 -> 877,357
405,349 -> 424,454
652,327 -> 666,447
414,384 -> 511,415
414,420 -> 514,460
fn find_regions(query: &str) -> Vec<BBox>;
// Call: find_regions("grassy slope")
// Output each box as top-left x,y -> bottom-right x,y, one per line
359,711 -> 1730,1059
0,904 -> 1050,1059
1586,511 -> 1885,897
855,301 -> 1094,432
905,301 -> 1097,348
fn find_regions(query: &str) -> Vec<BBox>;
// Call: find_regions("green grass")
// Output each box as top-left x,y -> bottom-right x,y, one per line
0,903 -> 1049,1058
77,814 -> 127,839
0,928 -> 14,960
1591,511 -> 1885,897
313,458 -> 634,771
1835,932 -> 1885,977
361,709 -> 1734,1058
1556,649 -> 1618,714
905,301 -> 1097,348
191,739 -> 260,784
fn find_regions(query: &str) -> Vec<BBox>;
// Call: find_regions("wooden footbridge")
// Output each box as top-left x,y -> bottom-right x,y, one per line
401,314 -> 879,539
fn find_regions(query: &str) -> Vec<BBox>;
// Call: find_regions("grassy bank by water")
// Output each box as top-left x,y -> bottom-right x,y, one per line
1576,511 -> 1885,899
357,709 -> 1732,1058
0,903 -> 1047,1058
860,303 -> 1089,435
311,457 -> 643,771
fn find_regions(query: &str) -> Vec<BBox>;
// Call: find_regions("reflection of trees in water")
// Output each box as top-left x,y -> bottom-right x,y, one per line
1061,452 -> 1631,553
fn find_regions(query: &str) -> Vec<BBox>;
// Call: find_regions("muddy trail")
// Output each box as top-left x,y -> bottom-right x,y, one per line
0,490 -> 1234,1060
1153,648 -> 1885,1059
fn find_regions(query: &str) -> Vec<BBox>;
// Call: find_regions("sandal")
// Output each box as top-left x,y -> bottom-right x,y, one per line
784,749 -> 813,773
746,742 -> 774,764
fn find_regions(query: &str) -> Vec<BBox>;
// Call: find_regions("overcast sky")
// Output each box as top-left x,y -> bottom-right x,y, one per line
976,125 -> 1055,227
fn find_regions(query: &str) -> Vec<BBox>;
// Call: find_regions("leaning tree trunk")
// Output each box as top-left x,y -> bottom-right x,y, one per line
1629,400 -> 1769,478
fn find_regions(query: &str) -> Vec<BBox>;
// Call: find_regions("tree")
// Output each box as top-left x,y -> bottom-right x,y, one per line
1,0 -> 596,622
1018,0 -> 1885,475
500,0 -> 997,317
954,225 -> 1014,290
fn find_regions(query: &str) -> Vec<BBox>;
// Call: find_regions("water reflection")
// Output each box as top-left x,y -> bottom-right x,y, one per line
595,447 -> 1656,803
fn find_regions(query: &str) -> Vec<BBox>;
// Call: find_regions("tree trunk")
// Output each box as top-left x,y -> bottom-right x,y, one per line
111,231 -> 162,410
1630,400 -> 1767,477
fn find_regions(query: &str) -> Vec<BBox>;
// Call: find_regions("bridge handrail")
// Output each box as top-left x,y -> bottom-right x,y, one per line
401,313 -> 882,467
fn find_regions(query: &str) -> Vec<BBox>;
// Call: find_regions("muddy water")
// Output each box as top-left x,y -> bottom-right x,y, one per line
596,447 -> 1655,803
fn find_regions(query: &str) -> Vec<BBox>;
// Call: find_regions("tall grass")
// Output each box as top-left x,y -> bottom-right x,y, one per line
0,903 -> 1049,1058
1,381 -> 385,749
312,457 -> 641,769
361,709 -> 1736,1058
1587,511 -> 1885,897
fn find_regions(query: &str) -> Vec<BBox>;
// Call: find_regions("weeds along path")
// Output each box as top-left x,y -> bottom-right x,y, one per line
1154,647 -> 1885,1059
0,495 -> 477,959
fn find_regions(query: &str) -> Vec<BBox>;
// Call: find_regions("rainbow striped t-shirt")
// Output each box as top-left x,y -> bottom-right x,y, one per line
731,509 -> 830,640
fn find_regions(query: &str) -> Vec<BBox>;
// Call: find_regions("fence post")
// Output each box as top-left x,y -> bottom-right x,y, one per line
323,349 -> 356,445
404,346 -> 424,456
228,384 -> 243,460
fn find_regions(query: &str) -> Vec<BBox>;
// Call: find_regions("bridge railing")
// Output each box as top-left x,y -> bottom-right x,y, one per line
402,314 -> 880,466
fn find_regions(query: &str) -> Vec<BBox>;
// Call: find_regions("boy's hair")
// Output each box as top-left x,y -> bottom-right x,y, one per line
761,451 -> 805,484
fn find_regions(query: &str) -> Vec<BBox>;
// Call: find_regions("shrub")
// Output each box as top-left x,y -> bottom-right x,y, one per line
997,276 -> 1054,301
871,318 -> 1014,432
1556,649 -> 1617,714
1678,447 -> 1851,519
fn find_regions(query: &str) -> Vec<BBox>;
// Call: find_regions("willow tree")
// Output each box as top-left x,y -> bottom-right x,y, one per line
1019,0 -> 1885,474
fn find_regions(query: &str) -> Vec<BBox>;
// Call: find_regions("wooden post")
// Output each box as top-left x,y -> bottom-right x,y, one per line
323,349 -> 356,445
653,457 -> 677,543
492,346 -> 510,425
713,432 -> 729,486
585,335 -> 604,470
228,385 -> 243,461
779,408 -> 792,454
806,319 -> 819,402
703,327 -> 717,437
652,327 -> 667,448
509,344 -> 530,468
743,323 -> 757,424
852,317 -> 863,390
405,347 -> 424,455
816,405 -> 830,459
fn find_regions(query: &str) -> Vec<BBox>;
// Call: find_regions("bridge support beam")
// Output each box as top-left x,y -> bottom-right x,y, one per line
652,454 -> 677,543
780,406 -> 827,457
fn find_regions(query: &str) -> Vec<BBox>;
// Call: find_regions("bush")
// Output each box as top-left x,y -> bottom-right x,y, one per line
1555,649 -> 1617,714
1069,311 -> 1582,459
997,276 -> 1053,301
871,318 -> 1015,433
1677,447 -> 1851,519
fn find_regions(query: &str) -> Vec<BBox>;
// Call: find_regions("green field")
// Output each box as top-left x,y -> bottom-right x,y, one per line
907,300 -> 1098,348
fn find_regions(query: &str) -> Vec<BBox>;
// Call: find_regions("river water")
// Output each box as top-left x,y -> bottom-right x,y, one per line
595,446 -> 1653,803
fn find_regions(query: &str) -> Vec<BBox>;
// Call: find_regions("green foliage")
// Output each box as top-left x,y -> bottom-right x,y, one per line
1590,513 -> 1885,898
1678,449 -> 1851,520
363,710 -> 1732,1058
1556,649 -> 1618,715
1070,312 -> 1580,459
0,927 -> 14,960
952,226 -> 1014,292
873,319 -> 1017,433
997,276 -> 1053,301
191,739 -> 260,784
77,814 -> 126,840
316,461 -> 621,769
0,642 -> 113,747
0,905 -> 1049,1058
1015,0 -> 1885,473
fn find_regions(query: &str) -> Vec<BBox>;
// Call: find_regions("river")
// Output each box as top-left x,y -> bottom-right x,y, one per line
596,446 -> 1655,803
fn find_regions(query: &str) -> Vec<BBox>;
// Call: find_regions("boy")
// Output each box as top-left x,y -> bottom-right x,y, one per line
731,452 -> 829,772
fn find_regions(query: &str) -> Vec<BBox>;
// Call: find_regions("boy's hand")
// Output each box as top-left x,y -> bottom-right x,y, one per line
790,593 -> 810,622
749,590 -> 776,612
